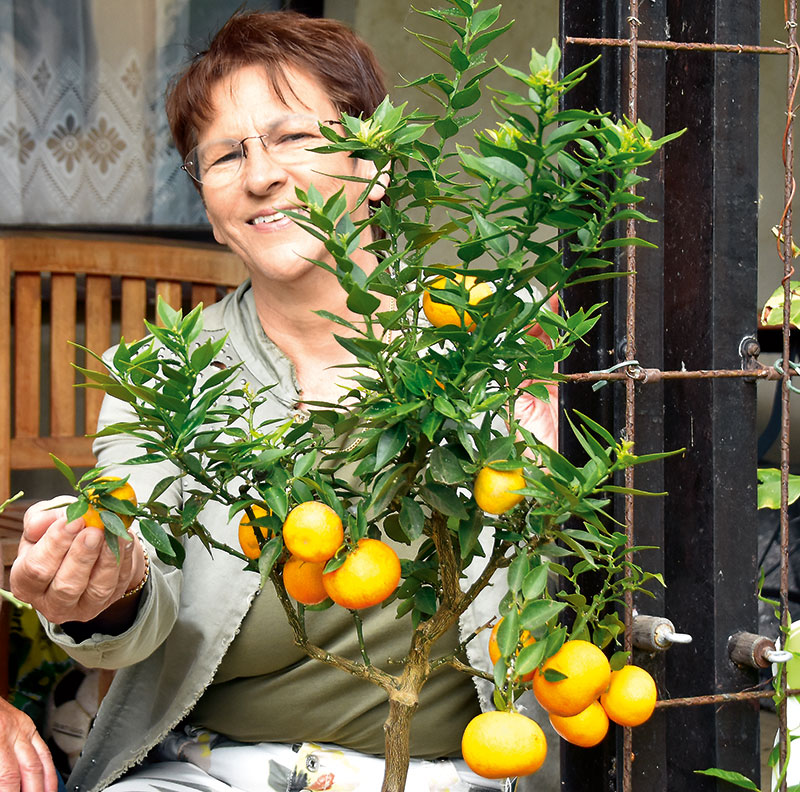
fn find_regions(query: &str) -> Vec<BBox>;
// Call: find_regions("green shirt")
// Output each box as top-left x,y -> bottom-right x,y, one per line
189,575 -> 480,757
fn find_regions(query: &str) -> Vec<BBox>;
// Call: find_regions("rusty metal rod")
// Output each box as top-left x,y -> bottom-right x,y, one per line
563,366 -> 785,384
779,2 -> 799,786
565,36 -> 787,55
655,688 -> 800,709
622,6 -> 640,791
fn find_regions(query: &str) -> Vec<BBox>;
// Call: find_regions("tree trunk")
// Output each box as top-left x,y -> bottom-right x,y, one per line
382,690 -> 417,792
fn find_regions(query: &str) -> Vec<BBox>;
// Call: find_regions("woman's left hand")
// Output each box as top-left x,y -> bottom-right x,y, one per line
0,697 -> 59,792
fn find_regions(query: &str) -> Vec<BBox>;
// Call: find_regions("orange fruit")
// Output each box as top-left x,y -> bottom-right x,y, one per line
238,505 -> 272,560
83,477 -> 137,530
422,273 -> 492,330
282,501 -> 344,563
322,538 -> 401,609
600,665 -> 657,727
461,711 -> 547,779
549,700 -> 609,748
474,466 -> 526,515
532,640 -> 611,717
488,617 -> 536,683
282,556 -> 328,605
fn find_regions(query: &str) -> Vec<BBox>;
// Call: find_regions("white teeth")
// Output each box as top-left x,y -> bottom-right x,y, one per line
251,212 -> 285,225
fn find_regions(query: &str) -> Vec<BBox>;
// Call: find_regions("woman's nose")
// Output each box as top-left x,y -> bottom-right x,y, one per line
241,143 -> 287,194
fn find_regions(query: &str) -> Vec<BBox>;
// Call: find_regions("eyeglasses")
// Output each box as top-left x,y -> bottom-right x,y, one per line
182,114 -> 340,188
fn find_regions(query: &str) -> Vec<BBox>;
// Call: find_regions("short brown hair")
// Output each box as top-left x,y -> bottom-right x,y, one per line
165,10 -> 387,160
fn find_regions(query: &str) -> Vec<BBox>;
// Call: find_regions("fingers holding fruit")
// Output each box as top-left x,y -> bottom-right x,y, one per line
10,480 -> 144,624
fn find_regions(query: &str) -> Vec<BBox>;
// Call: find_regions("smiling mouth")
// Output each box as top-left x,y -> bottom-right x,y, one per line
249,212 -> 287,226
248,207 -> 309,226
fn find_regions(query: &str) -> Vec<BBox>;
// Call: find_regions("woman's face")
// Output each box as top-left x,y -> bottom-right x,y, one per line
198,64 -> 384,288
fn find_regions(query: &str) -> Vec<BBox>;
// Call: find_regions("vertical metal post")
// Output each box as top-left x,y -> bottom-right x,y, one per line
561,0 -> 761,789
661,1 -> 760,789
560,2 -> 623,789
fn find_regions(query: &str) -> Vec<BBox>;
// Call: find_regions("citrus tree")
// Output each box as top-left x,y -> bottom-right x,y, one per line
60,2 -> 681,789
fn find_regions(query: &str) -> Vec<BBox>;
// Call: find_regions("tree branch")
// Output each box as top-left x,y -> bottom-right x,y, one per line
270,570 -> 397,692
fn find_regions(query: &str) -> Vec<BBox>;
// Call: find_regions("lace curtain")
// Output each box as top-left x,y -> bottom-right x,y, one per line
0,0 -> 277,227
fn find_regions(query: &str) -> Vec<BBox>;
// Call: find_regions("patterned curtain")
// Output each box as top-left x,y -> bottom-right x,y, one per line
0,0 -> 277,227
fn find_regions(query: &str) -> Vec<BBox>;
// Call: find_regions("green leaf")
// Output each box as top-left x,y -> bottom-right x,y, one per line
399,497 -> 425,541
139,518 -> 176,557
449,41 -> 470,71
100,510 -> 131,540
258,536 -> 283,589
458,509 -> 483,558
157,535 -> 185,568
520,600 -> 567,632
451,84 -> 481,110
460,152 -> 527,186
50,454 -> 76,488
156,297 -> 180,328
598,237 -> 658,250
609,651 -> 630,671
497,608 -> 520,656
66,499 -> 88,523
522,564 -> 549,600
758,467 -> 800,509
430,446 -> 467,484
104,530 -> 120,562
293,451 -> 318,479
516,640 -> 547,676
433,396 -> 457,419
434,118 -> 459,140
543,667 -> 567,682
346,285 -> 382,315
375,423 -> 408,470
414,586 -> 438,615
471,5 -> 502,34
419,483 -> 468,519
190,341 -> 216,372
264,486 -> 288,522
693,769 -> 758,790
470,21 -> 513,52
761,279 -> 800,326
507,552 -> 529,594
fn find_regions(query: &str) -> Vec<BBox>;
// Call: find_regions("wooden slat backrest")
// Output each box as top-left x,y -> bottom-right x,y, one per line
0,232 -> 246,503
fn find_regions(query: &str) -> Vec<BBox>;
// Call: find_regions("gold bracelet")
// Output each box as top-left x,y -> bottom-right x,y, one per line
121,548 -> 150,599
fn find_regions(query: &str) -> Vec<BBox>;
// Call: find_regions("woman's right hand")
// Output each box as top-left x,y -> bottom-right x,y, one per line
9,498 -> 145,626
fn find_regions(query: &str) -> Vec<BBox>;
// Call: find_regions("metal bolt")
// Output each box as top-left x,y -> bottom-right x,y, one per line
633,615 -> 693,651
728,631 -> 788,669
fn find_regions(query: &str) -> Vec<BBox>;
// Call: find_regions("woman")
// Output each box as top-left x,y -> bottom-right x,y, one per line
11,10 -> 557,792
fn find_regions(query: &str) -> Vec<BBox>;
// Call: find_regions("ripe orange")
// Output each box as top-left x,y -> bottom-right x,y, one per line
461,711 -> 547,779
83,477 -> 137,530
549,700 -> 609,748
600,665 -> 657,727
474,466 -> 526,515
282,555 -> 328,605
422,273 -> 492,330
322,538 -> 401,609
282,501 -> 344,563
532,640 -> 611,717
488,617 -> 536,683
238,505 -> 272,560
